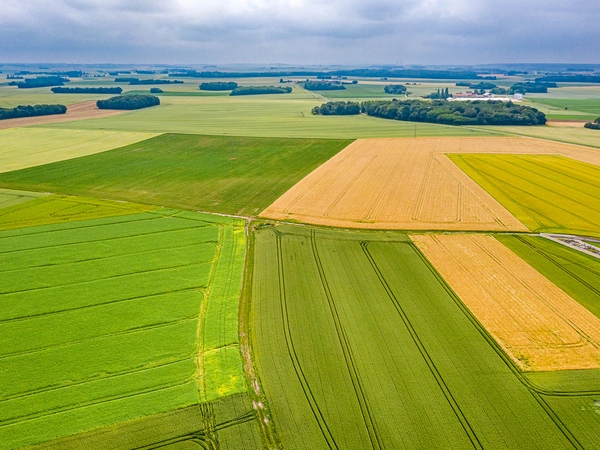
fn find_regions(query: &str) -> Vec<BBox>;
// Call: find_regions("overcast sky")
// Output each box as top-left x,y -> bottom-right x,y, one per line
1,0 -> 598,66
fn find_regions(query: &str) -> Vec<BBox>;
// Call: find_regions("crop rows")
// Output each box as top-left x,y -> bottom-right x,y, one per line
0,201 -> 248,449
251,225 -> 581,449
450,154 -> 600,236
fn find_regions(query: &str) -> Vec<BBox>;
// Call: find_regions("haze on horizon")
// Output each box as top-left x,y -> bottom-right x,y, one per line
0,0 -> 598,66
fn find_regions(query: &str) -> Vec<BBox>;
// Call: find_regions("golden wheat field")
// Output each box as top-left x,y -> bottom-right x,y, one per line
260,137 -> 600,231
411,233 -> 600,372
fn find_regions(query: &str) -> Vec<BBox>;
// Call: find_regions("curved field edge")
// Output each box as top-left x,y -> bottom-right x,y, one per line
249,224 -> 597,449
0,201 -> 252,449
0,133 -> 353,217
449,154 -> 600,237
0,127 -> 159,173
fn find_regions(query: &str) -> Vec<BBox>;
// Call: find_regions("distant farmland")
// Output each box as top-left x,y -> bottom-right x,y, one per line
0,197 -> 252,449
250,224 -> 586,449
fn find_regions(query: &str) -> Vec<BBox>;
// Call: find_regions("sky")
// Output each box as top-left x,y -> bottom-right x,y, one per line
0,0 -> 598,66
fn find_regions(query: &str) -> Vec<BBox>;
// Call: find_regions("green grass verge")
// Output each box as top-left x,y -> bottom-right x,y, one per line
37,94 -> 496,138
449,154 -> 600,236
0,201 -> 248,449
479,124 -> 600,149
0,128 -> 159,173
0,133 -> 352,216
251,224 -> 584,449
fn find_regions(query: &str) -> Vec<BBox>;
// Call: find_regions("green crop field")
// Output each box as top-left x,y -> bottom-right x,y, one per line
0,133 -> 353,216
250,224 -> 592,449
526,98 -> 600,121
449,154 -> 600,236
0,128 -> 158,173
39,93 -> 495,138
496,235 -> 600,319
0,197 -> 249,449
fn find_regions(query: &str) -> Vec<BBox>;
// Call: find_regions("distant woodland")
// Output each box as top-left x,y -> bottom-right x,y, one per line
51,87 -> 123,94
230,86 -> 292,96
199,82 -> 238,91
96,95 -> 160,110
0,104 -> 67,120
312,99 -> 546,125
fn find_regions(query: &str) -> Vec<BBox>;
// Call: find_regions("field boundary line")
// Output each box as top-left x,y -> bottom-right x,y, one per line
239,223 -> 282,450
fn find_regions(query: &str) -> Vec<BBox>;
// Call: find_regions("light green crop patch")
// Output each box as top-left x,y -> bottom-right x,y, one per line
0,127 -> 158,173
450,154 -> 600,236
0,205 -> 248,449
0,188 -> 47,210
0,195 -> 156,230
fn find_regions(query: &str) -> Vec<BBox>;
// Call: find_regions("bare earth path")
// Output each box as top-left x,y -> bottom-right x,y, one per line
0,101 -> 127,130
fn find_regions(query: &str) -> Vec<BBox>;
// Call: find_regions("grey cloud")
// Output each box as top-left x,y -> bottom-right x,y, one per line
0,0 -> 598,64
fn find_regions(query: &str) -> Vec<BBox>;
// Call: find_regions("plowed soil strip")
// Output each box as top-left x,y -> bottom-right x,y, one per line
411,233 -> 600,372
0,101 -> 127,130
261,137 -> 600,231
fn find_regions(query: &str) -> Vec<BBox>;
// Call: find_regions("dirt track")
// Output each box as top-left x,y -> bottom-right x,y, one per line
411,233 -> 600,372
0,101 -> 126,130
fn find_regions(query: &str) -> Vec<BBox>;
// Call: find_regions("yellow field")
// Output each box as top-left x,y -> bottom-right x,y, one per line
260,137 -> 600,230
411,233 -> 600,372
0,128 -> 158,173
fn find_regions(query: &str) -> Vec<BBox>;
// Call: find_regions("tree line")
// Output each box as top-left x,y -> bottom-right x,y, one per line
230,86 -> 292,96
96,95 -> 160,110
0,104 -> 67,120
311,99 -> 546,126
199,82 -> 238,91
169,68 -> 491,80
9,76 -> 69,89
311,102 -> 361,115
536,75 -> 600,83
384,84 -> 407,94
303,81 -> 346,91
114,78 -> 183,85
585,118 -> 600,130
51,87 -> 123,94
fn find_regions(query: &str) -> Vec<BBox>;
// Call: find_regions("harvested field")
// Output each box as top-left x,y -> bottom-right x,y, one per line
411,234 -> 600,372
0,101 -> 127,130
261,137 -> 600,231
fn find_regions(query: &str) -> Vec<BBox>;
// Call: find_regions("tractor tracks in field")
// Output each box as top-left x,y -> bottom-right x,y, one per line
311,231 -> 384,450
274,230 -> 338,449
411,243 -> 586,449
361,241 -> 483,450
